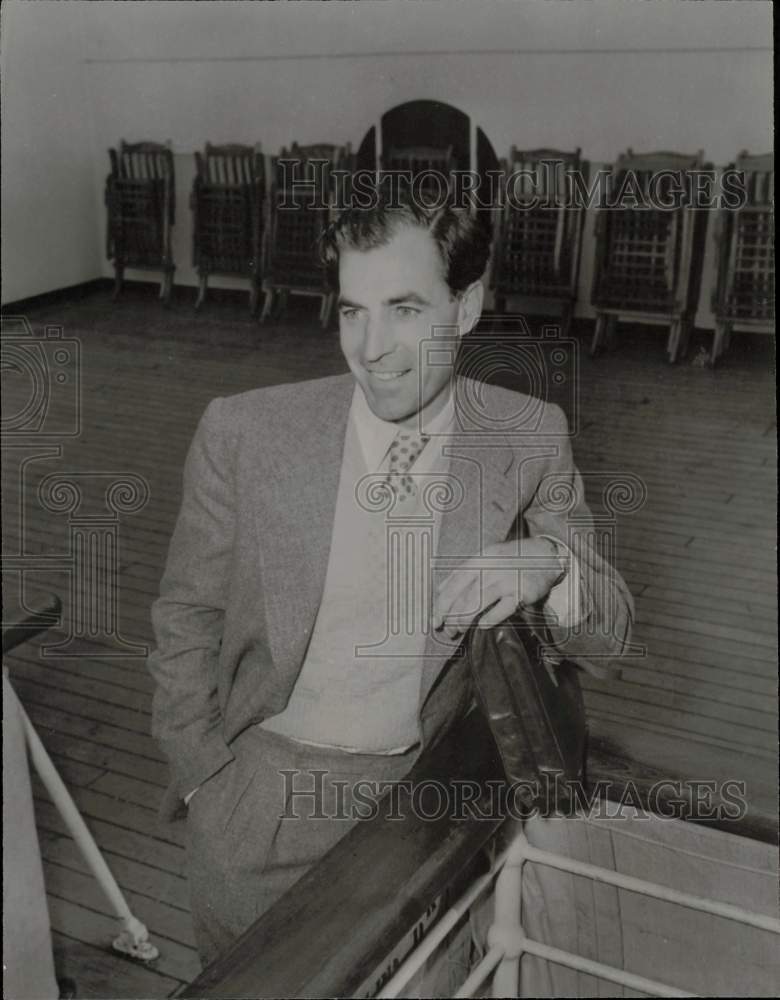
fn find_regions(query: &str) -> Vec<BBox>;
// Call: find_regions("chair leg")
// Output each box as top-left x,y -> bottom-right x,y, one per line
113,265 -> 124,301
710,322 -> 723,366
195,273 -> 208,311
249,279 -> 261,317
677,318 -> 692,362
590,314 -> 604,356
259,288 -> 275,324
668,317 -> 691,364
711,320 -> 732,366
667,319 -> 681,363
591,313 -> 613,356
561,301 -> 573,340
160,268 -> 174,307
605,316 -> 618,351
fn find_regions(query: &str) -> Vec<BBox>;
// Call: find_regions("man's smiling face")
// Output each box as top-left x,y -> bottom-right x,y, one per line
337,224 -> 482,427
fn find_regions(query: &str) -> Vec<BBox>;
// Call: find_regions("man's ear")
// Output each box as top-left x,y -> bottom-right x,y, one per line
457,279 -> 485,336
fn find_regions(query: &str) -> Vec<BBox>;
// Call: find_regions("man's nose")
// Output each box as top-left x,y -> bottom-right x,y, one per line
363,311 -> 394,362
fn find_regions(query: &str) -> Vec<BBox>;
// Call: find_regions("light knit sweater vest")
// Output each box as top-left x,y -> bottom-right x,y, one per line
261,417 -> 441,752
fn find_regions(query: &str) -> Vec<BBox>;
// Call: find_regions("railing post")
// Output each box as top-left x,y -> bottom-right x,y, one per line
488,834 -> 527,998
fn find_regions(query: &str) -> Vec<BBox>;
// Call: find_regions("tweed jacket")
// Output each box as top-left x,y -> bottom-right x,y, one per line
148,374 -> 633,816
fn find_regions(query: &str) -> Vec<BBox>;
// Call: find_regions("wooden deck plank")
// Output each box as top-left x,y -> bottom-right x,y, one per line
619,531 -> 776,577
636,596 -> 777,641
619,656 -> 776,699
612,664 -> 773,712
21,631 -> 158,678
33,782 -> 184,848
34,797 -> 185,876
42,752 -> 107,789
584,691 -> 776,755
624,574 -> 776,612
635,623 -> 775,672
20,692 -> 160,752
12,677 -> 161,742
43,860 -> 194,946
51,932 -> 183,999
621,511 -> 775,544
27,717 -> 168,787
617,540 -> 776,585
624,636 -> 773,685
8,643 -> 157,694
636,582 -> 777,614
88,772 -> 166,812
619,556 -> 777,602
45,896 -> 200,984
576,439 -> 776,476
7,655 -> 153,713
582,676 -> 776,732
587,708 -> 776,760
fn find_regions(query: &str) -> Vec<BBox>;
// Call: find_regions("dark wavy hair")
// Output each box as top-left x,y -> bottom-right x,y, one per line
320,191 -> 493,296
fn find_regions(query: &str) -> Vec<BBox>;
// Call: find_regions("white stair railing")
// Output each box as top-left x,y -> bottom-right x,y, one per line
378,827 -> 780,999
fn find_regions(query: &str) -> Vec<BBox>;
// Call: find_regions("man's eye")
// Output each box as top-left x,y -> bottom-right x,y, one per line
340,308 -> 360,322
394,305 -> 420,318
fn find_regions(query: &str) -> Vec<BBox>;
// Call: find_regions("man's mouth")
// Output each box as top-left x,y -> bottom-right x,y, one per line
368,370 -> 411,382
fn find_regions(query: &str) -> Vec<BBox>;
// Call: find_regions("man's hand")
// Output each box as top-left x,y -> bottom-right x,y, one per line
433,538 -> 565,641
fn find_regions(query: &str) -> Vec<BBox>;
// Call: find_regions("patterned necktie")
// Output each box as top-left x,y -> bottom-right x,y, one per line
384,430 -> 430,501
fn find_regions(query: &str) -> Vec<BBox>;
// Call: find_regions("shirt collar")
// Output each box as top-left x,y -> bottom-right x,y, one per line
351,381 -> 456,472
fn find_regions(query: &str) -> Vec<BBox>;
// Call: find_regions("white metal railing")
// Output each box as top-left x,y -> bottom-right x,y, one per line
378,828 -> 780,999
8,680 -> 160,962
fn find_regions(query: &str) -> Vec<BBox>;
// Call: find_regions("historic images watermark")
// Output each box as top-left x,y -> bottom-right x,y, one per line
351,318 -> 646,659
278,769 -> 749,825
277,160 -> 749,212
1,315 -> 150,657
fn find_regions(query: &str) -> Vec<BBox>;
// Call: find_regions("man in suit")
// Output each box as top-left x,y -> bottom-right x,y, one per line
148,193 -> 633,965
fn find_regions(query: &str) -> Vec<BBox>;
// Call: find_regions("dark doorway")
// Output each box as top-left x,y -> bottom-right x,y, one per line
354,99 -> 499,207
381,99 -> 471,171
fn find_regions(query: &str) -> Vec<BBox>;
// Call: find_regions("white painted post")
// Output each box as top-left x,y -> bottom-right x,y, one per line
13,686 -> 159,961
489,837 -> 526,998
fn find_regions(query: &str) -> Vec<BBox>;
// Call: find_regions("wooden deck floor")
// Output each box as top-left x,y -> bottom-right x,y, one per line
2,286 -> 776,997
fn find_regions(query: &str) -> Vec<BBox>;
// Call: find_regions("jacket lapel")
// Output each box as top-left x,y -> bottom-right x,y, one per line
419,430 -> 518,709
253,375 -> 354,686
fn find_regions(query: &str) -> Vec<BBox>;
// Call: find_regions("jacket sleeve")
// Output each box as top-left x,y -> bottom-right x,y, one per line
521,403 -> 635,677
147,397 -> 237,801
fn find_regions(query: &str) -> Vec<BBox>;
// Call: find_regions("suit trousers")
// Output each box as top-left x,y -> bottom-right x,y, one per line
185,725 -> 417,966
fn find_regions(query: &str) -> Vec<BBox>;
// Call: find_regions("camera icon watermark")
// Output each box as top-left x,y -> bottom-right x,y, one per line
1,316 -> 81,437
414,315 -> 579,437
3,316 -> 149,658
